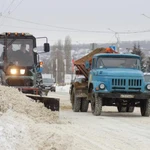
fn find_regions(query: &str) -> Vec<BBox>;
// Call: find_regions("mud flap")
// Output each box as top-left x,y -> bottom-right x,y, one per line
26,94 -> 59,111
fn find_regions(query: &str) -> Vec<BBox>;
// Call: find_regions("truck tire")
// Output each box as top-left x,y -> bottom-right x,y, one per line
140,99 -> 150,117
80,98 -> 89,112
91,93 -> 102,116
71,91 -> 74,109
117,105 -> 127,112
127,106 -> 134,112
73,96 -> 81,112
72,89 -> 81,112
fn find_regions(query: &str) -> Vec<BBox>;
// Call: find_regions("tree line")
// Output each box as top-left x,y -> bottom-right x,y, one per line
42,36 -> 72,83
42,40 -> 149,84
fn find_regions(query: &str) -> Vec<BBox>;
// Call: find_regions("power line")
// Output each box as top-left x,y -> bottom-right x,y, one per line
2,0 -> 15,14
106,34 -> 116,43
3,15 -> 113,33
0,0 -> 24,29
2,24 -> 114,33
0,0 -> 16,28
9,0 -> 24,14
0,0 -> 7,13
3,15 -> 150,34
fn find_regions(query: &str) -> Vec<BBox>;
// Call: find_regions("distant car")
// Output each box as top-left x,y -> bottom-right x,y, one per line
50,83 -> 56,92
42,78 -> 56,92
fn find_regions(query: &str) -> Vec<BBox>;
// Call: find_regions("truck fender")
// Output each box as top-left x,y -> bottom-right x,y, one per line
88,83 -> 93,93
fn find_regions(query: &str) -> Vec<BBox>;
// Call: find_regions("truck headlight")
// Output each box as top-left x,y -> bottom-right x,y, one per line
99,83 -> 105,90
146,84 -> 150,90
20,69 -> 25,75
10,69 -> 17,75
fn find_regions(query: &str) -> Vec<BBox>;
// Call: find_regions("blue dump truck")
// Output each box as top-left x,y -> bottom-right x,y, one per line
70,48 -> 150,116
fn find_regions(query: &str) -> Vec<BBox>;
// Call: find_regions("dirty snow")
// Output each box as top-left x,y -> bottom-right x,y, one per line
0,85 -> 58,123
0,85 -> 73,150
1,85 -> 150,150
56,85 -> 70,93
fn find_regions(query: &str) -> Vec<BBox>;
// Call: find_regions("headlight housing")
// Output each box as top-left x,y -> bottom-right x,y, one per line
20,69 -> 25,75
99,83 -> 105,90
9,68 -> 26,75
10,69 -> 17,75
146,84 -> 150,90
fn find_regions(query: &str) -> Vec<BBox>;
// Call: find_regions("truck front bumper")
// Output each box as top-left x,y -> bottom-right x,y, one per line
99,93 -> 150,99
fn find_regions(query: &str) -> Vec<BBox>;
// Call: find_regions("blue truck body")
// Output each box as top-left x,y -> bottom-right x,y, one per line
70,48 -> 150,116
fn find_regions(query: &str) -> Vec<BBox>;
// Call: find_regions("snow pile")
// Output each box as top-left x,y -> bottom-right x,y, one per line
56,85 -> 70,93
0,110 -> 72,150
0,85 -> 58,123
0,85 -> 73,150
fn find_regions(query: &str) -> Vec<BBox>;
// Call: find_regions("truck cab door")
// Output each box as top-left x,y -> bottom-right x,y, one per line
88,58 -> 97,87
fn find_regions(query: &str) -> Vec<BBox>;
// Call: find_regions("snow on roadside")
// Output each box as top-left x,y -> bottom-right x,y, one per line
0,86 -> 73,150
56,85 -> 70,93
0,110 -> 73,150
0,85 -> 58,123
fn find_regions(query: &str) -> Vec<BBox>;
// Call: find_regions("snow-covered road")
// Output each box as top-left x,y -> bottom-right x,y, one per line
50,91 -> 150,150
0,87 -> 150,150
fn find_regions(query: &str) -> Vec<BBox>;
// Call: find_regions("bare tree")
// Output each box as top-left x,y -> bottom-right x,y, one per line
64,36 -> 72,74
50,40 -> 64,84
42,58 -> 49,73
132,42 -> 145,70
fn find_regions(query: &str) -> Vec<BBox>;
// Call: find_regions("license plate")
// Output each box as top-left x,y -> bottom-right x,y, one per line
45,87 -> 50,90
120,94 -> 134,98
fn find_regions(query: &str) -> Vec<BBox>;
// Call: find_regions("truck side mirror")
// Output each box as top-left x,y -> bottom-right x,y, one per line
85,61 -> 90,69
44,43 -> 50,52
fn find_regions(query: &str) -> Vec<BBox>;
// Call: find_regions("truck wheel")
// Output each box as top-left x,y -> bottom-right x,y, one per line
80,98 -> 89,112
127,106 -> 134,112
91,93 -> 102,116
117,105 -> 127,112
72,89 -> 81,112
140,99 -> 150,117
73,96 -> 81,112
70,91 -> 74,108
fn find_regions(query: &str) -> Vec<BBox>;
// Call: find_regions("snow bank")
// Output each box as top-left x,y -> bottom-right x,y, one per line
0,85 -> 58,123
56,85 -> 70,93
0,110 -> 72,150
0,86 -> 73,150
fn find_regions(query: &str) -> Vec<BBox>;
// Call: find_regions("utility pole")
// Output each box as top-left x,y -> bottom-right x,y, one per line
55,58 -> 58,84
64,59 -> 66,83
108,28 -> 120,53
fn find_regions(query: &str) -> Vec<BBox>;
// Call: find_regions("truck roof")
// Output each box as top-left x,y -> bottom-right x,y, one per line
74,48 -> 110,79
94,53 -> 140,58
0,32 -> 34,37
73,47 -> 140,79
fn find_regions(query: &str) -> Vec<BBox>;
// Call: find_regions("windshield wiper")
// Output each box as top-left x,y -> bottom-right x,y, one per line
7,38 -> 16,48
100,59 -> 107,69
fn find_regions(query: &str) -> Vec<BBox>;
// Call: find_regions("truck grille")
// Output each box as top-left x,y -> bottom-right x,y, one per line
6,78 -> 33,86
128,79 -> 142,86
112,78 -> 142,91
112,79 -> 126,86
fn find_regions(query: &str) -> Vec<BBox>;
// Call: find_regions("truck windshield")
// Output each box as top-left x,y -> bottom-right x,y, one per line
0,39 -> 34,67
97,57 -> 141,69
43,78 -> 54,83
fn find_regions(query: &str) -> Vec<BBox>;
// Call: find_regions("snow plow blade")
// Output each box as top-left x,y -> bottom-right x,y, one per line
26,94 -> 60,111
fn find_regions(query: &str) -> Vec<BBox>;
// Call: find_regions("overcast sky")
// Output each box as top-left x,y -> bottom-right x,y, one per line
0,0 -> 150,45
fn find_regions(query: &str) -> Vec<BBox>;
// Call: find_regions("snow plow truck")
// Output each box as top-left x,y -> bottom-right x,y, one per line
70,47 -> 150,116
0,32 -> 59,111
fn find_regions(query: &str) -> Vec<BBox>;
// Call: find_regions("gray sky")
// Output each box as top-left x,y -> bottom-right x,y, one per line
0,0 -> 150,45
